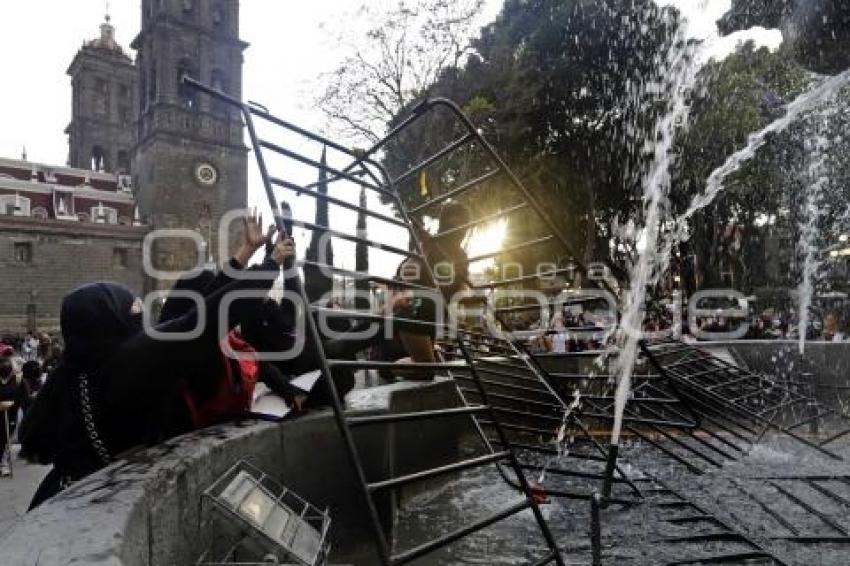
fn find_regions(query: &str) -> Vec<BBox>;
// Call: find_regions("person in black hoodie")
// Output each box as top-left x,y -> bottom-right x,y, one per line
20,223 -> 294,510
163,261 -> 360,409
155,264 -> 307,439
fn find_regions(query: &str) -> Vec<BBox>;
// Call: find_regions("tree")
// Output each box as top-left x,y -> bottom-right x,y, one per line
670,42 -> 811,289
304,147 -> 335,303
380,0 -> 683,282
316,0 -> 486,145
355,186 -> 370,309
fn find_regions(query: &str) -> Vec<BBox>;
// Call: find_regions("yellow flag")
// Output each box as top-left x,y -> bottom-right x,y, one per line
419,170 -> 429,197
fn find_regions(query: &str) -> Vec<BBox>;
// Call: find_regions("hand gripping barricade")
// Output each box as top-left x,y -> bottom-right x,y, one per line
184,77 -> 571,565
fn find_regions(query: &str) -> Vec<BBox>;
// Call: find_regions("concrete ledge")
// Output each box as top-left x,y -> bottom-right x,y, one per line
537,341 -> 850,403
3,379 -> 466,566
698,340 -> 850,391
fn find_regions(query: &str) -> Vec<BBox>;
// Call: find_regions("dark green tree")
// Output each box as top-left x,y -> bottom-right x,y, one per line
671,43 -> 810,289
381,0 -> 684,282
355,186 -> 370,309
304,147 -> 335,303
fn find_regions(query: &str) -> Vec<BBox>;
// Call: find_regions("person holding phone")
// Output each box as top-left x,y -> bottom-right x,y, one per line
379,202 -> 471,380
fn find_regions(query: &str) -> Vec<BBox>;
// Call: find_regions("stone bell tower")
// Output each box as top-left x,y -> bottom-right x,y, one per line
132,0 -> 248,272
66,13 -> 137,175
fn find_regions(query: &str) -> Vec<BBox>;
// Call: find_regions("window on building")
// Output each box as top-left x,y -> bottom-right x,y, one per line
119,84 -> 129,98
119,105 -> 130,124
212,2 -> 226,28
53,189 -> 76,220
94,78 -> 109,115
182,0 -> 193,13
91,204 -> 118,225
117,150 -> 130,174
13,242 -> 32,264
210,70 -> 229,115
91,146 -> 107,172
113,248 -> 129,268
0,195 -> 31,216
177,60 -> 197,109
148,66 -> 157,107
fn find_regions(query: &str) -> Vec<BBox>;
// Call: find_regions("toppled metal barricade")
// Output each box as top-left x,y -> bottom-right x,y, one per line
185,76 -> 850,565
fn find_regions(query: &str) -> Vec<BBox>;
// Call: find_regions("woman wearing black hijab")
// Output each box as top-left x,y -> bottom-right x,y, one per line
21,226 -> 294,509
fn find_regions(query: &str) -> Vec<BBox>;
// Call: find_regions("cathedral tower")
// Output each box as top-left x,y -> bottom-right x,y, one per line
66,13 -> 137,174
131,0 -> 248,270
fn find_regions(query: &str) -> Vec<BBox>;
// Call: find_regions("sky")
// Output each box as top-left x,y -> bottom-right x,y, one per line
0,0 -> 504,277
660,0 -> 782,59
0,0 -> 782,277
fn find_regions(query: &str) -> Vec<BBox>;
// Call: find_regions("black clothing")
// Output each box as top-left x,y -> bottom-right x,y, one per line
22,260 -> 280,509
369,245 -> 468,373
157,268 -> 217,323
0,377 -> 27,416
0,377 -> 28,461
390,245 -> 468,338
60,282 -> 142,374
99,259 -> 280,453
20,282 -> 142,474
21,361 -> 42,392
240,297 -> 360,407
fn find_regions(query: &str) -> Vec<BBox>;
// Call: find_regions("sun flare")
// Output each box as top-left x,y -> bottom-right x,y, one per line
465,218 -> 508,273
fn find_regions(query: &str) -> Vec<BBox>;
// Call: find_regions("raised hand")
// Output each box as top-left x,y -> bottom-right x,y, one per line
242,207 -> 266,252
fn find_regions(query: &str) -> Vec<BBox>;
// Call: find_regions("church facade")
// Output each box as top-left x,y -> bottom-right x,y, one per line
0,0 -> 247,332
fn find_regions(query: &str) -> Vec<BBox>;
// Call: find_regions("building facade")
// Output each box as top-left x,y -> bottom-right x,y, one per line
0,1 -> 246,332
0,158 -> 147,331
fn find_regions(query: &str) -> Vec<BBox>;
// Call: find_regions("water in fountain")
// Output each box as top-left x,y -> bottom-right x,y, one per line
664,68 -> 850,250
611,8 -> 709,446
649,71 -> 850,356
612,11 -> 850,447
797,114 -> 834,354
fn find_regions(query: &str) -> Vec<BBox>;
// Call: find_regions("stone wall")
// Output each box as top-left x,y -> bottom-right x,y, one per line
0,218 -> 148,333
2,380 -> 468,566
699,340 -> 850,391
536,341 -> 850,404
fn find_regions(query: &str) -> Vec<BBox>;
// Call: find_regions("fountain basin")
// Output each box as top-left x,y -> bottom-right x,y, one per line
538,340 -> 850,405
1,380 -> 469,566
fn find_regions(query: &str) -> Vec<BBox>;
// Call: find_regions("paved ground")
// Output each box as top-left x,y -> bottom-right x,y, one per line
0,444 -> 50,541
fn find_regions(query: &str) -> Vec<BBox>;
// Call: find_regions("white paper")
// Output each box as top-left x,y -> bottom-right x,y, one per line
251,383 -> 292,420
289,369 -> 321,392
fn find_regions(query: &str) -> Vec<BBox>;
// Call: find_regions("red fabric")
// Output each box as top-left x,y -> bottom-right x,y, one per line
183,331 -> 259,429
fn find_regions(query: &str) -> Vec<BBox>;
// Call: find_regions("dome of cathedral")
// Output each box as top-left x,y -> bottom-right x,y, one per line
86,14 -> 126,56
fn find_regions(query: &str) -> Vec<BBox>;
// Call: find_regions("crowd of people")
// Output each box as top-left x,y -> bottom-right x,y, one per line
743,309 -> 849,341
12,198 -> 850,513
0,333 -> 59,476
522,303 -> 850,354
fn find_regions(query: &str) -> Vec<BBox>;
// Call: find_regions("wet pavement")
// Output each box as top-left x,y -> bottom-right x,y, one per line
0,444 -> 50,543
